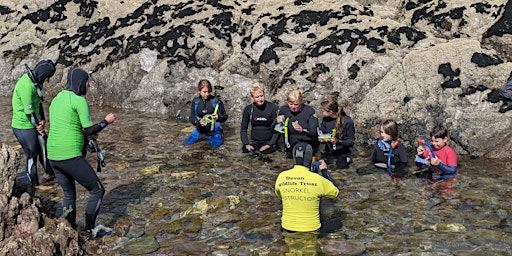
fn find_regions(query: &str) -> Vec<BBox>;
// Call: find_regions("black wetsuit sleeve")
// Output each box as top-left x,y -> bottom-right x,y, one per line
240,105 -> 251,145
189,98 -> 200,126
216,100 -> 228,123
39,102 -> 45,121
83,120 -> 108,138
303,107 -> 318,138
268,104 -> 280,145
337,117 -> 355,148
392,144 -> 409,178
370,143 -> 378,164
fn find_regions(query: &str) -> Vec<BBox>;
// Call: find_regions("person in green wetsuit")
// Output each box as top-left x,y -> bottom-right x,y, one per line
11,59 -> 56,186
47,67 -> 115,232
275,142 -> 339,233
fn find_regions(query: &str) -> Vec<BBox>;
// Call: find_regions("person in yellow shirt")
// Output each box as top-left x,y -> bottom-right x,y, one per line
275,142 -> 339,233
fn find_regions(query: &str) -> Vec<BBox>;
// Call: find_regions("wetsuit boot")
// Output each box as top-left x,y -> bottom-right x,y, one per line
64,208 -> 77,229
85,213 -> 97,231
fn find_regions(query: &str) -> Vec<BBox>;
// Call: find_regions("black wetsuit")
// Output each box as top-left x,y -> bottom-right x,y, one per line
188,95 -> 228,135
370,140 -> 409,178
319,116 -> 355,169
275,104 -> 319,155
240,101 -> 279,154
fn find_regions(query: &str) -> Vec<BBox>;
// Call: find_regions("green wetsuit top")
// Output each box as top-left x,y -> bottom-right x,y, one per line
275,165 -> 339,232
11,74 -> 43,129
47,90 -> 94,161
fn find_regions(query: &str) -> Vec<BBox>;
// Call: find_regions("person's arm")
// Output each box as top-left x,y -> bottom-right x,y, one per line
391,144 -> 409,178
318,160 -> 339,190
189,98 -> 200,126
268,104 -> 280,146
436,162 -> 457,174
240,105 -> 251,146
216,100 -> 228,123
337,118 -> 355,148
83,119 -> 109,138
370,143 -> 378,164
38,102 -> 45,122
303,108 -> 318,137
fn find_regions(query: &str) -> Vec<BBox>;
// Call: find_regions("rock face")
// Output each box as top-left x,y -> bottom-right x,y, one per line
0,144 -> 91,255
0,0 -> 511,157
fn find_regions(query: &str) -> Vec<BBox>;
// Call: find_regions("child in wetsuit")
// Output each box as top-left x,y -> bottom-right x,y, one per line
369,119 -> 409,179
240,83 -> 279,154
318,98 -> 355,169
183,79 -> 228,147
415,124 -> 457,181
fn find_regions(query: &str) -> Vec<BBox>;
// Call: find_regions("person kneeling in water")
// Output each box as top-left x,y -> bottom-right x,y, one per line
275,142 -> 339,233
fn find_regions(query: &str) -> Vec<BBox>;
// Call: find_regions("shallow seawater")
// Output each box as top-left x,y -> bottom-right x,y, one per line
1,96 -> 511,255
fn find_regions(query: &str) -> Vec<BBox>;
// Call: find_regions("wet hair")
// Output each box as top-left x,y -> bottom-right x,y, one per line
197,79 -> 213,92
430,124 -> 448,139
250,83 -> 264,96
320,98 -> 349,139
287,88 -> 303,103
293,142 -> 313,168
381,119 -> 398,140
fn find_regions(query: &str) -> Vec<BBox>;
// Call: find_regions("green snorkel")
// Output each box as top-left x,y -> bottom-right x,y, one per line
331,129 -> 337,150
211,103 -> 219,131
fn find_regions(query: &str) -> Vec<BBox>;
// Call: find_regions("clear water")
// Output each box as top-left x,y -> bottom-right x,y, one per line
1,96 -> 511,255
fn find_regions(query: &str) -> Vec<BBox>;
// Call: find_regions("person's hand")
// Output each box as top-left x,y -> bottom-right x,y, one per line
430,156 -> 440,166
319,159 -> 328,170
104,113 -> 115,124
292,122 -> 303,132
417,145 -> 425,154
276,115 -> 284,123
39,120 -> 46,128
211,113 -> 218,120
330,137 -> 337,144
259,144 -> 270,152
245,144 -> 254,151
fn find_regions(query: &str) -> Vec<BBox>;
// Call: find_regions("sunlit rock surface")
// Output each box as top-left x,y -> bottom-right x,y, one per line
0,0 -> 511,157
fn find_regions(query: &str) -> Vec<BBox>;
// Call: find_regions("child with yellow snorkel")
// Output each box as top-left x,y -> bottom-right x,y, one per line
183,79 -> 228,147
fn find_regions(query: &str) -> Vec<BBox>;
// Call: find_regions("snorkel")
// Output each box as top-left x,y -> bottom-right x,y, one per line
417,138 -> 436,158
387,140 -> 399,176
284,117 -> 290,149
332,129 -> 337,150
88,139 -> 106,172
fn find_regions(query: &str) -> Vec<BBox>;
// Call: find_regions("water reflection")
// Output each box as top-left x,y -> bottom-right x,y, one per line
0,96 -> 511,255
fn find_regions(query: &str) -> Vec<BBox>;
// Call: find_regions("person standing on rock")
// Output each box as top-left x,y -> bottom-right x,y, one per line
275,142 -> 339,233
240,83 -> 280,155
183,79 -> 228,147
11,59 -> 56,186
274,88 -> 319,158
47,67 -> 115,232
318,98 -> 356,170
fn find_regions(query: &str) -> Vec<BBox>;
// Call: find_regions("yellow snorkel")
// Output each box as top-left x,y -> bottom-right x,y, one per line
332,129 -> 337,150
211,103 -> 219,131
284,117 -> 290,149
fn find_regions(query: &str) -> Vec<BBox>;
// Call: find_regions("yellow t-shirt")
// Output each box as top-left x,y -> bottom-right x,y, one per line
275,165 -> 339,232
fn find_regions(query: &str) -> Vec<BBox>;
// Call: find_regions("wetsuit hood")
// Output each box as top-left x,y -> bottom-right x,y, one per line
32,59 -> 56,85
293,142 -> 313,168
66,67 -> 89,96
